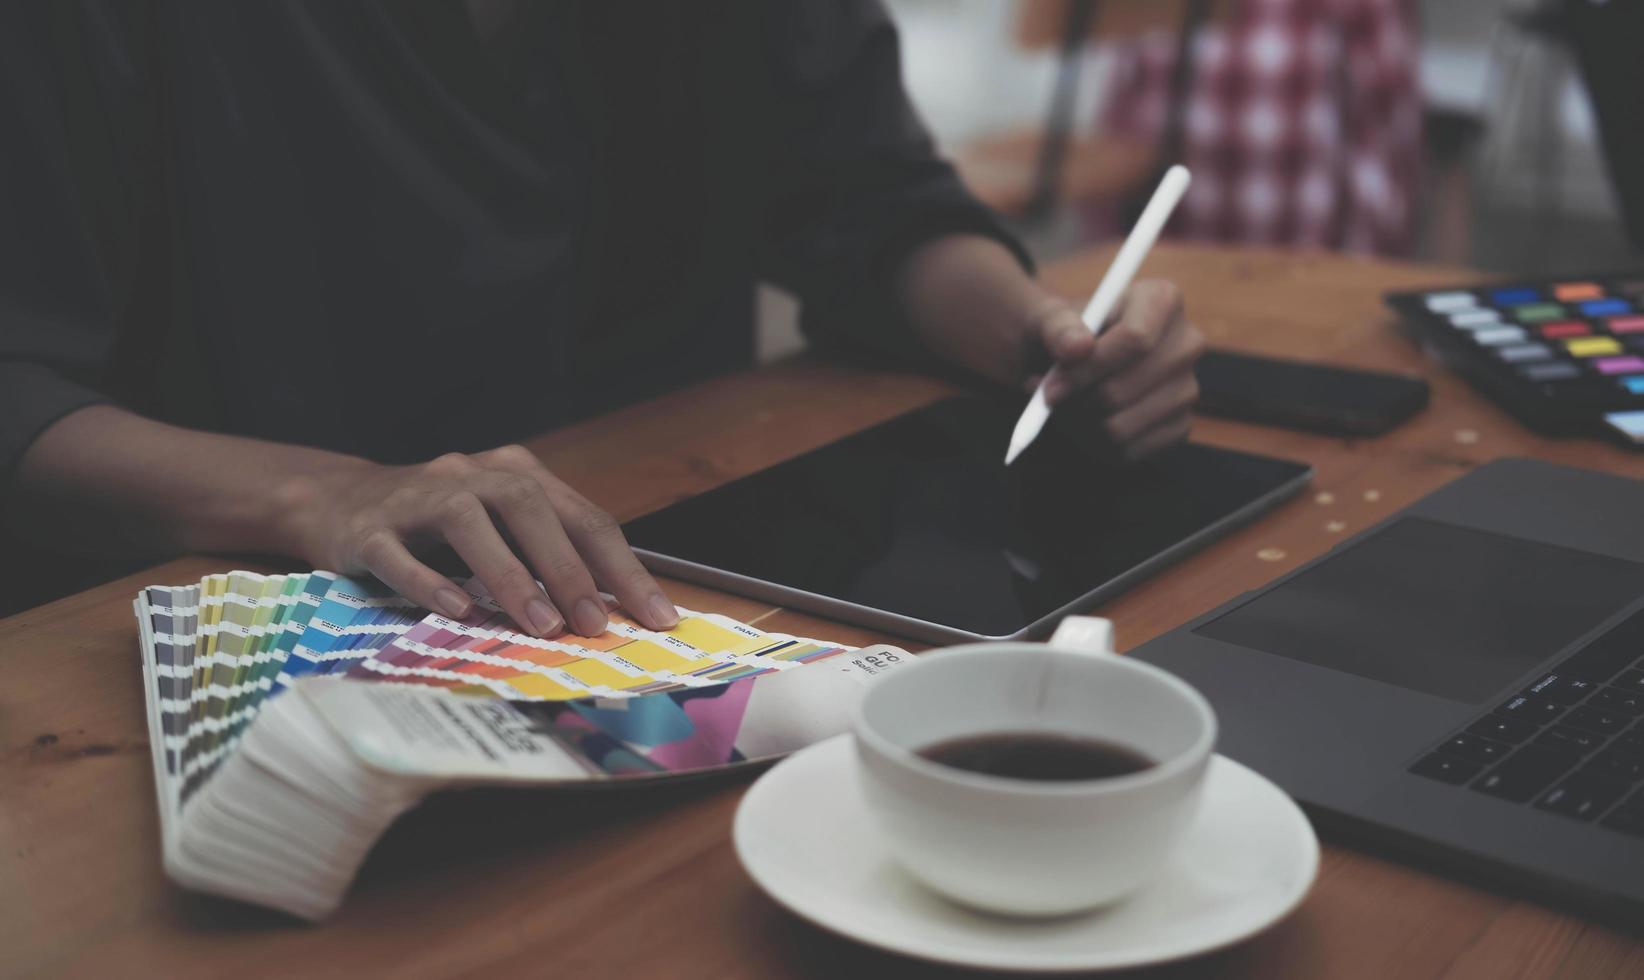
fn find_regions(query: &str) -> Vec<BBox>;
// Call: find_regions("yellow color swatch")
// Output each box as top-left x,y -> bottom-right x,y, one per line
617,639 -> 702,674
505,673 -> 580,700
668,617 -> 768,655
564,658 -> 651,690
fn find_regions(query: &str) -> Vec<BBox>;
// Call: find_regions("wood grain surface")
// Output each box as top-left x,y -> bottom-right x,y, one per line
4,244 -> 1642,978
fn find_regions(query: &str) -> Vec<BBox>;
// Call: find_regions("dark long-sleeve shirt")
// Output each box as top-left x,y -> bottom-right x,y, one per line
0,0 -> 1025,489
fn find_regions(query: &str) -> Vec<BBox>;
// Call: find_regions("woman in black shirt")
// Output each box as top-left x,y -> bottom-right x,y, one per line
0,1 -> 1203,634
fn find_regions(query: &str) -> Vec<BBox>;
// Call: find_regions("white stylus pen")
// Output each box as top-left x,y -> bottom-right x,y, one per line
1004,165 -> 1192,465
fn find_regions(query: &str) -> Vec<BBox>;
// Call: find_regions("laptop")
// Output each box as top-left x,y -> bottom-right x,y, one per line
1131,457 -> 1644,917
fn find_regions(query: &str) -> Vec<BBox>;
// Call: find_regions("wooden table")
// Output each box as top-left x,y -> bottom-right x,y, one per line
5,244 -> 1643,978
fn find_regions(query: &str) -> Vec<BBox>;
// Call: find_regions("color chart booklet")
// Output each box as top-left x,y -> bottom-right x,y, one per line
134,571 -> 910,921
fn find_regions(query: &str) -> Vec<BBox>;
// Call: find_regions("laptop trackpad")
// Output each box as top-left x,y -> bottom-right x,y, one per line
1194,518 -> 1644,704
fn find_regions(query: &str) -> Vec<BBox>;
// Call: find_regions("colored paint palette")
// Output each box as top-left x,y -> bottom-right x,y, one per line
1386,271 -> 1644,447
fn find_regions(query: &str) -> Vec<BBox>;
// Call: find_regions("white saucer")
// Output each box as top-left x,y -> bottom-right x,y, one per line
734,734 -> 1319,973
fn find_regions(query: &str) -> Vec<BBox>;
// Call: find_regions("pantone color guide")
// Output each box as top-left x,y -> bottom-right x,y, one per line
137,570 -> 851,803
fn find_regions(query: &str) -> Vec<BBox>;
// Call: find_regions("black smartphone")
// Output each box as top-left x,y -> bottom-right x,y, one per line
1195,349 -> 1429,436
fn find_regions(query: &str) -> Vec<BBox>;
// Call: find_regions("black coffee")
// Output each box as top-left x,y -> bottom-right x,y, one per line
916,732 -> 1156,782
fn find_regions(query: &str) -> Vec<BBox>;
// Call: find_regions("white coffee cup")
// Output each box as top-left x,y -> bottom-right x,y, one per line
852,617 -> 1216,917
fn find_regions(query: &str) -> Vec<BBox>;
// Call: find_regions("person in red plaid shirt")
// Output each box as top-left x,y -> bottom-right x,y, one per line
1089,0 -> 1421,256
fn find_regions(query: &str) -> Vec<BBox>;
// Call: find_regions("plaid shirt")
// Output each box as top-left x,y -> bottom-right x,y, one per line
1090,0 -> 1420,256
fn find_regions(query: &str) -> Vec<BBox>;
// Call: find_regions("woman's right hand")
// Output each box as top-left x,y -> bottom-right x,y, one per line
279,444 -> 679,638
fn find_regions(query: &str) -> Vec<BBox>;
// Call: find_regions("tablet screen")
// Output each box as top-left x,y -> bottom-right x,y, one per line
624,396 -> 1310,638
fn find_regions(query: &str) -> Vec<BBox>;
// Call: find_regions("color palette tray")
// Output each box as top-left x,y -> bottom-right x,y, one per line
1386,272 -> 1644,446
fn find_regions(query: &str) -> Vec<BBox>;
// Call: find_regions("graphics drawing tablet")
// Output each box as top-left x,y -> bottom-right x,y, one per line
623,395 -> 1312,643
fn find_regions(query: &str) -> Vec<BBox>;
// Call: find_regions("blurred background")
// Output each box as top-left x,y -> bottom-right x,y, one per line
761,0 -> 1644,360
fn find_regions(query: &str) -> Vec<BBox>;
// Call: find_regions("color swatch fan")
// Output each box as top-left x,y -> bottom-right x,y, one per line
134,571 -> 909,920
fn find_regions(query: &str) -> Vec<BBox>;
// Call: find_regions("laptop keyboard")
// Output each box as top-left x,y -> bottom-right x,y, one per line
1410,604 -> 1644,834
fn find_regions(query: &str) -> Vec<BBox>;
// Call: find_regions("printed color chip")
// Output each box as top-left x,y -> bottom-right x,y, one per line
1609,316 -> 1644,334
1511,303 -> 1566,323
1491,287 -> 1540,305
1578,299 -> 1631,317
1539,322 -> 1590,339
1594,356 -> 1644,375
1566,337 -> 1623,358
1553,282 -> 1603,301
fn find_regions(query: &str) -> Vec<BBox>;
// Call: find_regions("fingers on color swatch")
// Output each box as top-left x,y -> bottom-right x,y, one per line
136,571 -> 848,809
